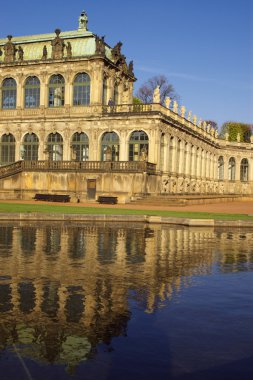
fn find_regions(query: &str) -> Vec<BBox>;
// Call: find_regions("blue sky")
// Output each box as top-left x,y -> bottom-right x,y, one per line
1,0 -> 252,128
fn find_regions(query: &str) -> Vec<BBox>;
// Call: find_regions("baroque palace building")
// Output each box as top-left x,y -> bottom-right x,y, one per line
0,10 -> 252,202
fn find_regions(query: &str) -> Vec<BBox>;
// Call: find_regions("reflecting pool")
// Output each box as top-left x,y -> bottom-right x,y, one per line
0,222 -> 252,380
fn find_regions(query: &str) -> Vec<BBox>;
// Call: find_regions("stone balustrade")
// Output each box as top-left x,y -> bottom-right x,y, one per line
0,160 -> 156,179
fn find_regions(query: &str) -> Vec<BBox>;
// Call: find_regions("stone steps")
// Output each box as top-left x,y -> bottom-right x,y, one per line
131,194 -> 248,206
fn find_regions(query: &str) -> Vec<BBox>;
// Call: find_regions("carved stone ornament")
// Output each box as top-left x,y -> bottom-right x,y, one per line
42,45 -> 48,60
128,60 -> 134,76
95,35 -> 105,55
51,29 -> 65,60
66,42 -> 72,58
17,46 -> 24,61
4,35 -> 17,63
112,41 -> 123,64
153,85 -> 160,103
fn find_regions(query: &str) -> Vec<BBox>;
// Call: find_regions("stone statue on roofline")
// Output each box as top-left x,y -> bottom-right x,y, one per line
173,100 -> 178,113
66,42 -> 72,58
112,41 -> 123,64
128,60 -> 134,76
153,85 -> 160,103
95,35 -> 105,55
42,45 -> 47,60
4,35 -> 16,63
165,97 -> 171,109
78,10 -> 88,31
51,29 -> 65,60
17,46 -> 24,61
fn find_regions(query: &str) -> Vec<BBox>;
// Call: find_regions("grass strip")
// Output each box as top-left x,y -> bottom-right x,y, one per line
0,202 -> 252,220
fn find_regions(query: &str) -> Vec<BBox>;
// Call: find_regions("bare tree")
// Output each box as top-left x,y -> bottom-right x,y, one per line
135,75 -> 179,105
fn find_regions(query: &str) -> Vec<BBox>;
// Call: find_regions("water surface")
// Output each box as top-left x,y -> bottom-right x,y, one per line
0,222 -> 252,380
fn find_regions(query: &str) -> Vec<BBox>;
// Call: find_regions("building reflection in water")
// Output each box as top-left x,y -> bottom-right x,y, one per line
0,222 -> 252,372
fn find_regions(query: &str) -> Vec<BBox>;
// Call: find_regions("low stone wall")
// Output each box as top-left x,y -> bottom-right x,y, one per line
0,170 -> 159,204
0,212 -> 252,227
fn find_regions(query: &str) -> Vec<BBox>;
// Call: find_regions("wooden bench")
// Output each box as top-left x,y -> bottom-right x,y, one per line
97,196 -> 118,204
33,193 -> 70,202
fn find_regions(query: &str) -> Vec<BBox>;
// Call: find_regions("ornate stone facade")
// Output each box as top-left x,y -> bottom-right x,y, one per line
0,11 -> 252,202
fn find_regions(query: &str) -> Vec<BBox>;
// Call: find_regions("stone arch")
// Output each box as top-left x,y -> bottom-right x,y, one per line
46,132 -> 64,161
100,131 -> 120,161
73,73 -> 91,106
71,132 -> 89,161
240,158 -> 249,182
22,132 -> 39,160
128,130 -> 149,161
1,77 -> 17,109
228,157 -> 236,181
0,133 -> 16,164
24,76 -> 40,108
48,74 -> 65,107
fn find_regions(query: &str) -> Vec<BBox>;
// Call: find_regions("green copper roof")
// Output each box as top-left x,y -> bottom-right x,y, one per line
0,29 -> 112,62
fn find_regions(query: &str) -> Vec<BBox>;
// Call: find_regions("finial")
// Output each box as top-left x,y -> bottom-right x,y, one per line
173,100 -> 178,113
55,29 -> 61,36
165,97 -> 171,109
181,106 -> 186,118
7,35 -> 12,41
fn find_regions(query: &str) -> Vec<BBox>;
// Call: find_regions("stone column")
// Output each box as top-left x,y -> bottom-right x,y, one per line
235,156 -> 241,181
169,137 -> 177,173
190,145 -> 196,177
148,129 -> 158,164
64,80 -> 71,106
163,134 -> 170,173
185,143 -> 191,176
196,147 -> 201,178
177,140 -> 184,175
16,75 -> 22,109
223,155 -> 228,180
119,130 -> 128,161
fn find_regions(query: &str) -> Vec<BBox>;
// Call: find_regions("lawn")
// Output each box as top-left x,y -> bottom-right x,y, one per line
0,202 -> 252,220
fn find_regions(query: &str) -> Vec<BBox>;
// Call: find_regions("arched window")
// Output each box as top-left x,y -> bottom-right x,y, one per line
2,78 -> 17,109
48,74 -> 65,107
0,134 -> 16,164
71,132 -> 89,161
101,132 -> 119,161
240,158 -> 249,182
73,73 -> 90,106
22,133 -> 39,161
228,157 -> 236,181
129,131 -> 149,161
218,156 -> 224,180
46,133 -> 63,161
24,76 -> 40,108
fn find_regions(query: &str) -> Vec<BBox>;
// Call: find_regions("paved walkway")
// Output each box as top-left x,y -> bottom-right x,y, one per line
1,199 -> 253,215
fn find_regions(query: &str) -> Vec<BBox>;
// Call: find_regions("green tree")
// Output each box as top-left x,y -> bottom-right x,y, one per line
133,97 -> 143,104
219,122 -> 252,142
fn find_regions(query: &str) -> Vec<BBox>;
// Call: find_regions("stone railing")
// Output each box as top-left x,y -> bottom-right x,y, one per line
0,161 -> 23,178
0,103 -> 218,143
0,160 -> 156,179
